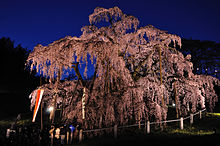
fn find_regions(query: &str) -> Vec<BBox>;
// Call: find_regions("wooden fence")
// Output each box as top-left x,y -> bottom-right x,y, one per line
79,109 -> 206,142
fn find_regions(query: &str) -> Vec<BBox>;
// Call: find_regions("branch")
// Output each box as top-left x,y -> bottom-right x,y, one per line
72,62 -> 85,87
90,64 -> 98,93
132,50 -> 153,81
70,79 -> 80,105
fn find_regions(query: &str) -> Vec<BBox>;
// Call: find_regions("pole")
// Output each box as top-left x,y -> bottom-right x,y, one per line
190,113 -> 193,125
138,108 -> 141,129
144,121 -> 147,134
41,102 -> 43,130
174,82 -> 179,118
114,125 -> 117,139
82,88 -> 86,121
199,110 -> 202,119
158,46 -> 165,106
80,87 -> 86,142
40,77 -> 43,131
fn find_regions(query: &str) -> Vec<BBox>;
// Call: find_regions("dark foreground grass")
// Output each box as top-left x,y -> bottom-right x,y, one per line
0,112 -> 219,145
73,134 -> 219,146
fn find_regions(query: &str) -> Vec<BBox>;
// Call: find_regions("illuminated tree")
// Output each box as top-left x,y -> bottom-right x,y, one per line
27,7 -> 219,128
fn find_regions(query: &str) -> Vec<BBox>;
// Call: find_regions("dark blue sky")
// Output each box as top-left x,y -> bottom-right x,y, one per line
0,0 -> 219,50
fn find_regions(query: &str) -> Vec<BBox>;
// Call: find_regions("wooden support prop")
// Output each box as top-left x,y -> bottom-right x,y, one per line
138,108 -> 141,129
144,121 -> 147,134
114,125 -> 117,139
158,46 -> 165,107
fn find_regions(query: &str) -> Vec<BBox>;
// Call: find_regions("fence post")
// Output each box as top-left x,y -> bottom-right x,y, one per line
79,129 -> 83,142
199,110 -> 202,119
147,121 -> 150,134
190,113 -> 193,125
180,117 -> 183,130
114,125 -> 117,139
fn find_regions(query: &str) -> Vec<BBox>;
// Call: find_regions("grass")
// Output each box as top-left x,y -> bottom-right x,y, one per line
168,127 -> 215,135
207,112 -> 220,117
160,112 -> 220,136
0,119 -> 31,126
1,112 -> 219,145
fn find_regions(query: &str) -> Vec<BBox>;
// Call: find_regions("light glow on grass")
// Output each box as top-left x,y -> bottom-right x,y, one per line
170,128 -> 215,135
0,120 -> 13,126
0,119 -> 31,126
207,113 -> 220,117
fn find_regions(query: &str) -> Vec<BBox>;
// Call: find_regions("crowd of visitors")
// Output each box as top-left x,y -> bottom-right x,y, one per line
1,123 -> 80,146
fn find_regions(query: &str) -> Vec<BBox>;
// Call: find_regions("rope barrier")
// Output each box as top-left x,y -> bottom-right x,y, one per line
150,118 -> 180,125
118,124 -> 139,129
183,116 -> 190,120
194,111 -> 200,116
82,109 -> 206,133
83,127 -> 113,133
194,108 -> 206,116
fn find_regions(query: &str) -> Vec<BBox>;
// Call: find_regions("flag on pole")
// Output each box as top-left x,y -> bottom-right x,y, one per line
32,89 -> 44,122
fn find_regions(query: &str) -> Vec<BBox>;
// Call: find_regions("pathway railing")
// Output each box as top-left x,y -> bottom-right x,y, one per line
79,109 -> 206,142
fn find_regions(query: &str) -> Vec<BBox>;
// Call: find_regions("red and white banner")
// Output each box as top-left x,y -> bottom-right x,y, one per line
32,89 -> 44,122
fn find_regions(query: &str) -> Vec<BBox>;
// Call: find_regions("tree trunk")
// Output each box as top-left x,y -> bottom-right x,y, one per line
72,63 -> 87,131
72,62 -> 84,86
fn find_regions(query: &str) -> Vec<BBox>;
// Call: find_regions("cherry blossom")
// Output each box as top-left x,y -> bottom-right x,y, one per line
27,7 -> 219,128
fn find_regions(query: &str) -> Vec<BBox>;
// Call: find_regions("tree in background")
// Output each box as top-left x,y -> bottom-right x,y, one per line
27,7 -> 219,129
0,37 -> 42,119
180,39 -> 220,79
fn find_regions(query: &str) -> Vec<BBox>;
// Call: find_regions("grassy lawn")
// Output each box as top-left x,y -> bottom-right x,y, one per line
159,112 -> 220,136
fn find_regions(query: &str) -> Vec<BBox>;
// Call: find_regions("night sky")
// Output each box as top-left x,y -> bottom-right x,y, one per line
0,0 -> 220,50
